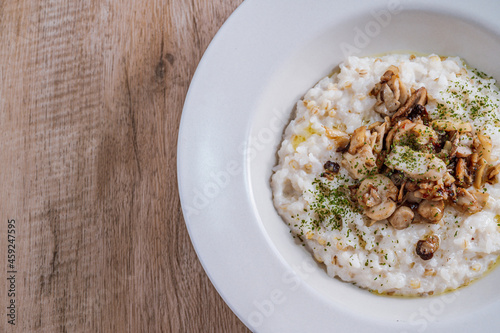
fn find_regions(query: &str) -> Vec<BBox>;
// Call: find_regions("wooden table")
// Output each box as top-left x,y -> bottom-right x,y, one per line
0,0 -> 248,331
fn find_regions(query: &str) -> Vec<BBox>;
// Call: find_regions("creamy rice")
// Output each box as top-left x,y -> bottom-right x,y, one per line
271,54 -> 500,296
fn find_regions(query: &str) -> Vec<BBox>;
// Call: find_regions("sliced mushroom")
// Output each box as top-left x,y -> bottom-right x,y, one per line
449,132 -> 474,159
414,181 -> 447,201
365,199 -> 397,221
382,65 -> 399,81
447,183 -> 458,203
381,83 -> 400,113
389,170 -> 405,186
357,175 -> 398,207
455,158 -> 471,187
470,152 -> 479,167
324,127 -> 350,150
357,175 -> 398,221
361,184 -> 382,207
475,133 -> 492,162
392,87 -> 427,120
370,117 -> 390,153
406,191 -> 422,203
368,131 -> 378,150
416,235 -> 440,260
443,172 -> 455,186
454,187 -> 489,214
348,126 -> 368,154
341,126 -> 381,179
415,87 -> 428,106
384,123 -> 398,151
322,161 -> 341,180
367,121 -> 383,130
472,190 -> 489,209
371,66 -> 408,116
396,180 -> 406,203
398,81 -> 409,106
406,104 -> 429,125
473,158 -> 488,189
342,144 -> 378,179
412,212 -> 429,224
487,164 -> 500,184
417,200 -> 444,222
388,206 -> 414,230
448,131 -> 460,158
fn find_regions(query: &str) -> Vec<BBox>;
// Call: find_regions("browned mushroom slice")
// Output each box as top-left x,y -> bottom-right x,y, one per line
405,181 -> 420,192
365,200 -> 397,221
388,206 -> 414,230
469,152 -> 479,172
448,132 -> 473,159
396,180 -> 406,203
357,175 -> 398,221
372,66 -> 408,116
443,172 -> 455,186
406,190 -> 422,203
367,121 -> 383,130
417,200 -> 444,223
487,164 -> 500,184
473,158 -> 488,189
348,126 -> 368,154
472,190 -> 490,209
357,175 -> 397,206
406,104 -> 429,125
398,80 -> 409,106
370,117 -> 390,154
324,127 -> 350,150
391,87 -> 427,120
322,161 -> 341,180
416,235 -> 440,260
414,181 -> 447,201
361,184 -> 382,207
342,144 -> 378,180
474,133 -> 492,162
382,65 -> 399,81
415,87 -> 428,106
454,187 -> 489,214
342,126 -> 380,179
455,158 -> 472,187
384,123 -> 398,152
446,183 -> 458,203
382,84 -> 400,113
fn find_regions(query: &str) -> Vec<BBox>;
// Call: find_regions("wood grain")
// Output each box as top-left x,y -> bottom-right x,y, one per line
0,0 -> 248,332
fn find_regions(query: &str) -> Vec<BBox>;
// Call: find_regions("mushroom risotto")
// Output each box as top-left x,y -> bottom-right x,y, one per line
271,54 -> 500,296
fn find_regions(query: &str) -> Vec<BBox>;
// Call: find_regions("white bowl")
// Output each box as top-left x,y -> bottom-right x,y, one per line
178,1 -> 500,331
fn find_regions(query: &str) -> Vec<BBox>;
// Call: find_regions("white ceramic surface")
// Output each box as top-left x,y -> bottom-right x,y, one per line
178,1 -> 500,331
